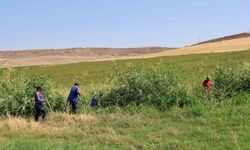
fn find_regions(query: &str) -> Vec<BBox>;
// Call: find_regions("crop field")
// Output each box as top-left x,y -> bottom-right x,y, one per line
0,50 -> 250,150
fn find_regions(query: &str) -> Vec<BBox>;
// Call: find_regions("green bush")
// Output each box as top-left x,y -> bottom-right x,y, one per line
0,69 -> 65,116
213,63 -> 250,99
100,64 -> 190,111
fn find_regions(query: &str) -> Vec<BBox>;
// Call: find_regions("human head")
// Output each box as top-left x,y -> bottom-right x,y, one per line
74,83 -> 79,86
206,76 -> 210,80
36,86 -> 43,92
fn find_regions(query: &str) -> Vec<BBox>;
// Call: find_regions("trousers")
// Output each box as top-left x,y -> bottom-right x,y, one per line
34,106 -> 46,122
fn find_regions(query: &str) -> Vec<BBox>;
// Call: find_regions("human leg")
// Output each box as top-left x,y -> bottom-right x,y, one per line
34,106 -> 41,122
71,101 -> 77,114
41,107 -> 46,120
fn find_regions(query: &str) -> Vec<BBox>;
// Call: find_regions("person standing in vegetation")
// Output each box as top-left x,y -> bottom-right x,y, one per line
202,76 -> 212,92
67,83 -> 81,114
91,91 -> 103,108
34,86 -> 47,122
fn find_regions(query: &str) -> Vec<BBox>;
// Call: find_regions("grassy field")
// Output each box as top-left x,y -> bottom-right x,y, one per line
0,103 -> 249,150
0,50 -> 250,150
19,50 -> 250,89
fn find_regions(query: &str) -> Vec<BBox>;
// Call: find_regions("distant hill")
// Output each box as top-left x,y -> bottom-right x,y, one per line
193,32 -> 250,46
1,32 -> 250,68
0,47 -> 175,67
0,47 -> 174,58
154,33 -> 250,57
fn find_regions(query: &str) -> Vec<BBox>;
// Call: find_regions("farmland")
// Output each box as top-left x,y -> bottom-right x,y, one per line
0,50 -> 250,150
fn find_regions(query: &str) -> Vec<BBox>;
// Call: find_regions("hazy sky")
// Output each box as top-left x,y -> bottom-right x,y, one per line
0,0 -> 249,50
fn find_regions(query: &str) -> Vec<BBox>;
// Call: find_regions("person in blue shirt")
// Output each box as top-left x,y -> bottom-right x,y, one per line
91,91 -> 103,108
34,86 -> 47,122
67,83 -> 81,114
91,96 -> 98,108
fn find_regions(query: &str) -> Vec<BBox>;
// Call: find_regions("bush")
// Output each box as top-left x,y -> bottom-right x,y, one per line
213,63 -> 250,99
100,64 -> 190,111
0,69 -> 65,116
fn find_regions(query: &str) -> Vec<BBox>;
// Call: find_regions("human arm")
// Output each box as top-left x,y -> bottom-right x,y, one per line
76,87 -> 81,97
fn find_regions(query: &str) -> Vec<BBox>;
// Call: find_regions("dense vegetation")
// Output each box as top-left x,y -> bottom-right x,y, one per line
0,70 -> 65,116
0,56 -> 249,116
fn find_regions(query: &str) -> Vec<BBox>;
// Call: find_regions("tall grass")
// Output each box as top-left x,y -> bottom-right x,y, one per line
101,64 -> 190,111
0,69 -> 65,116
213,63 -> 250,99
100,62 -> 250,111
0,62 -> 249,116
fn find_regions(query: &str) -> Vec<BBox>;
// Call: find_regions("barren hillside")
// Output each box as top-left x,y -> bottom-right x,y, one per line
0,47 -> 173,67
151,36 -> 250,57
1,33 -> 250,68
193,32 -> 250,45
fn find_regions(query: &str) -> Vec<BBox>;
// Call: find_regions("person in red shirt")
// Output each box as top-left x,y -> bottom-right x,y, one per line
202,76 -> 212,91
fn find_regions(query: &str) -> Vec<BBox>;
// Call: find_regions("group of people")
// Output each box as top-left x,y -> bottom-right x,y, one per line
34,82 -> 102,122
34,77 -> 213,122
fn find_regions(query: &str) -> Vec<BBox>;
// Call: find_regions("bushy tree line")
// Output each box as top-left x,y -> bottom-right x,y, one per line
101,63 -> 250,110
0,63 -> 249,116
101,65 -> 190,111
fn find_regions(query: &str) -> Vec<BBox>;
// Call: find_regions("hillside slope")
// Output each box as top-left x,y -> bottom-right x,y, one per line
193,32 -> 250,45
153,36 -> 250,57
0,47 -> 173,67
1,33 -> 250,68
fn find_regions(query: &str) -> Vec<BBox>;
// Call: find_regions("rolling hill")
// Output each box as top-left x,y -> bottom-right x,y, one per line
152,33 -> 250,57
0,47 -> 173,67
193,32 -> 250,45
0,33 -> 250,68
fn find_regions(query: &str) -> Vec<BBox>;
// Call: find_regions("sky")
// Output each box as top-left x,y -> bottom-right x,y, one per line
0,0 -> 249,50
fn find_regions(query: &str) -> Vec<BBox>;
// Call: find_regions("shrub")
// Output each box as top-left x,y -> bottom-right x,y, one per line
100,64 -> 190,111
213,63 -> 250,99
0,69 -> 65,116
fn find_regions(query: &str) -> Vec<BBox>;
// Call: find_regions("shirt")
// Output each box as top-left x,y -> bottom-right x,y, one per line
203,79 -> 212,91
91,97 -> 98,107
68,86 -> 80,102
34,92 -> 44,107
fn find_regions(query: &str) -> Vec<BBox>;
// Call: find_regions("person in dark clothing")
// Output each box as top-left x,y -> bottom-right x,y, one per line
34,86 -> 47,122
91,96 -> 98,108
67,83 -> 80,114
91,91 -> 103,108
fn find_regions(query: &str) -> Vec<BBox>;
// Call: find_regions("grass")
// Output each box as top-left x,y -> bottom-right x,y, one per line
18,50 -> 250,89
0,50 -> 250,150
0,102 -> 249,150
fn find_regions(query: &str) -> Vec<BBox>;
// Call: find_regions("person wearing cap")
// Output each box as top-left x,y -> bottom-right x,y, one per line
67,83 -> 81,114
34,86 -> 47,122
202,76 -> 212,92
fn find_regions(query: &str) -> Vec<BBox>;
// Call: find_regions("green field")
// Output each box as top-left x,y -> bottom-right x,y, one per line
0,50 -> 250,150
19,50 -> 250,89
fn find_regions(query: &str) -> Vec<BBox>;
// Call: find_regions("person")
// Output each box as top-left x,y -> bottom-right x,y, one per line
202,76 -> 212,92
34,86 -> 47,122
91,91 -> 103,108
67,83 -> 80,114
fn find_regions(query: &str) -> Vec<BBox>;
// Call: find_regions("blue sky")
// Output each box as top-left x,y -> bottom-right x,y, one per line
0,0 -> 249,50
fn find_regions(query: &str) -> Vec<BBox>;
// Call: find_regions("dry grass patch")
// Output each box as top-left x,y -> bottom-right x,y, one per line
0,113 -> 99,138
